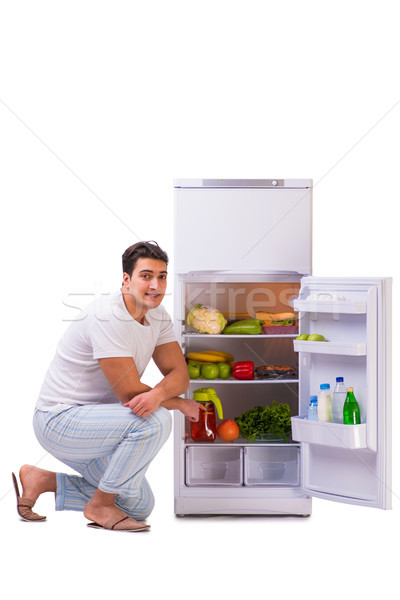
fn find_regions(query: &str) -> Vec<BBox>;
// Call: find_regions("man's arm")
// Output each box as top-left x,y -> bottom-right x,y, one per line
98,342 -> 193,419
98,356 -> 151,403
152,342 -> 202,420
151,341 -> 190,400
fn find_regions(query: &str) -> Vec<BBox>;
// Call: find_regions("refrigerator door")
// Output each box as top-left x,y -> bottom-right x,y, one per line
292,276 -> 392,509
174,179 -> 312,275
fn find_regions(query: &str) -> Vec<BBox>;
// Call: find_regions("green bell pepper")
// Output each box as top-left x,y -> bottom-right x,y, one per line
222,319 -> 263,335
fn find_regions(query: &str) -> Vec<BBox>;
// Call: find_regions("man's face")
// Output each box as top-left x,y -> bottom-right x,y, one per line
122,257 -> 168,311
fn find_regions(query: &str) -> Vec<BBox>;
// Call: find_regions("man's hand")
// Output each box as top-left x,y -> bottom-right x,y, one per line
124,388 -> 162,418
179,398 -> 206,422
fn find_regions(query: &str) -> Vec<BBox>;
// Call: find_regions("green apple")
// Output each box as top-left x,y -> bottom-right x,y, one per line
308,333 -> 326,342
187,362 -> 201,379
218,362 -> 231,379
201,363 -> 219,380
296,334 -> 309,340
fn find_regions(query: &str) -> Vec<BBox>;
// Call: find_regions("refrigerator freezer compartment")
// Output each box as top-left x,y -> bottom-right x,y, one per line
291,416 -> 367,449
244,446 -> 299,486
293,340 -> 366,356
185,446 -> 243,486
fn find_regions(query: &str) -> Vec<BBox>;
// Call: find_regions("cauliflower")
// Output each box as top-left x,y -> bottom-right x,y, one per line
186,304 -> 227,335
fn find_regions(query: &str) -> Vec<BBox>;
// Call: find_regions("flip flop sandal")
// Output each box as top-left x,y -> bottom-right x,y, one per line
87,515 -> 150,532
11,472 -> 47,522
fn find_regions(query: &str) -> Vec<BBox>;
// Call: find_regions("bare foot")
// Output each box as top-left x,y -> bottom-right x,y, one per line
19,464 -> 57,502
84,489 -> 147,528
84,501 -> 127,526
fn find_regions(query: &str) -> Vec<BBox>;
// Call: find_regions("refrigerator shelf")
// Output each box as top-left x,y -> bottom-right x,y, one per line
185,438 -> 299,447
189,378 -> 299,384
293,340 -> 366,356
291,416 -> 367,449
183,332 -> 299,339
294,299 -> 367,314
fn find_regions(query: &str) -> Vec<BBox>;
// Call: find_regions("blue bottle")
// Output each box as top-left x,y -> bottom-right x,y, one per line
307,395 -> 318,421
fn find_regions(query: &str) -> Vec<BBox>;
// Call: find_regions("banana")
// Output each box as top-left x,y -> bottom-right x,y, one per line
187,360 -> 215,366
200,350 -> 234,362
186,351 -> 233,363
186,352 -> 222,363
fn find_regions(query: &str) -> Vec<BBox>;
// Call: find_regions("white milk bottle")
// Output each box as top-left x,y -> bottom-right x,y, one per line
317,383 -> 332,422
332,377 -> 346,423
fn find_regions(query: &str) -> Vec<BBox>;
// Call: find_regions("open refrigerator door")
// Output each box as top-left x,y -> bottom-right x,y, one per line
291,276 -> 392,509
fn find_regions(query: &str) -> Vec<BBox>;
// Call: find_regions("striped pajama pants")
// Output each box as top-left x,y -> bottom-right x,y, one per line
33,404 -> 172,520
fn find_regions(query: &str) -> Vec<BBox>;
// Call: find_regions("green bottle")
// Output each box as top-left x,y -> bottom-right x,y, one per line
343,387 -> 361,425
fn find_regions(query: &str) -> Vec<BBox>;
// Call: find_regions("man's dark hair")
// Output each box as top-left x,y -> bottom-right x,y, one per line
122,241 -> 169,277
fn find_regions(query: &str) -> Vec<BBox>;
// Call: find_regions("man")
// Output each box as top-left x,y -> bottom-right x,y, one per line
13,241 -> 200,532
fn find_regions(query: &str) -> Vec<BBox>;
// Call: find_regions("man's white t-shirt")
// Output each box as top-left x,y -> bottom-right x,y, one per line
36,291 -> 177,412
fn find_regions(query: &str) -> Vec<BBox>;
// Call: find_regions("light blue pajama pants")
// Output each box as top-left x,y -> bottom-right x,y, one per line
33,404 -> 172,520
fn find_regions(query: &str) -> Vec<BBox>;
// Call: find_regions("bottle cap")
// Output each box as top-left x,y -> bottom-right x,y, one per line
310,395 -> 318,403
336,377 -> 344,382
320,383 -> 330,390
347,387 -> 354,392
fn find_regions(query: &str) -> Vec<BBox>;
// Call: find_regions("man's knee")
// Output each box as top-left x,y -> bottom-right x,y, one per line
150,406 -> 172,442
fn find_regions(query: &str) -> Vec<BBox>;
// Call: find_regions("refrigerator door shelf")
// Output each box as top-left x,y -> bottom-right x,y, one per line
293,340 -> 366,356
291,416 -> 367,449
294,299 -> 367,314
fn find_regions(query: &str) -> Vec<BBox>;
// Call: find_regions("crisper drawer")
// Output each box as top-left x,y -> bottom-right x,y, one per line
185,446 -> 243,486
244,446 -> 300,486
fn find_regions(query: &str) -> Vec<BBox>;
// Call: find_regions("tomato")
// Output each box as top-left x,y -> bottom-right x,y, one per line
216,419 -> 240,442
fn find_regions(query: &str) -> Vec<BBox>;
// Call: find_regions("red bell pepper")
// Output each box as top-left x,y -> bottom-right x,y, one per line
232,361 -> 254,380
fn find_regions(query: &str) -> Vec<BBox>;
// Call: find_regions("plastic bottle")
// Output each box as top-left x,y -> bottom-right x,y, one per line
343,387 -> 361,425
331,377 -> 346,423
317,383 -> 332,422
307,396 -> 318,421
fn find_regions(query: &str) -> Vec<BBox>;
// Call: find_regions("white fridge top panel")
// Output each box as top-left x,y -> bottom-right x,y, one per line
174,183 -> 312,275
174,178 -> 312,188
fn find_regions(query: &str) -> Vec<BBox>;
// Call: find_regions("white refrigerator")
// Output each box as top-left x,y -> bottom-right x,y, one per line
173,179 -> 392,516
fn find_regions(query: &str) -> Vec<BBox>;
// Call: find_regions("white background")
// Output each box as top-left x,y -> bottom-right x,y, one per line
1,0 -> 398,597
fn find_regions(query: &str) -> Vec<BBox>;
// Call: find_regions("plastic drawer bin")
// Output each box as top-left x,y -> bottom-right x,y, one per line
244,446 -> 300,486
185,446 -> 243,486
